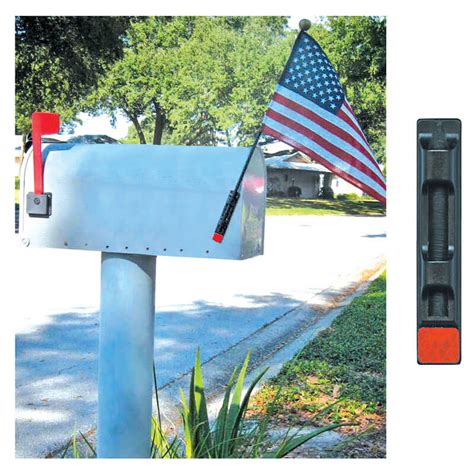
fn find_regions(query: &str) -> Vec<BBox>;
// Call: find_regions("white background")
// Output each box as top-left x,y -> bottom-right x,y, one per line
1,0 -> 473,472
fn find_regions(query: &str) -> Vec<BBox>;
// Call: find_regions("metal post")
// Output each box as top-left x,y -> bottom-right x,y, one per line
97,252 -> 156,458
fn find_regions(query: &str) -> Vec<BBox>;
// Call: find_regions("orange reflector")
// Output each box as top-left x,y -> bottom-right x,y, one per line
418,328 -> 460,364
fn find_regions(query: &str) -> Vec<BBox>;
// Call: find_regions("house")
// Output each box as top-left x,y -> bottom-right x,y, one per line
263,142 -> 364,199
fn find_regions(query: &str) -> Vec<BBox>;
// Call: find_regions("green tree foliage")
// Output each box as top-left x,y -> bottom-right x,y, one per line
310,17 -> 386,165
15,16 -> 131,134
90,16 -> 290,145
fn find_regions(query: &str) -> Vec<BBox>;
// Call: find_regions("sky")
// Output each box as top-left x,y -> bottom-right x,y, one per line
71,16 -> 319,141
72,112 -> 131,139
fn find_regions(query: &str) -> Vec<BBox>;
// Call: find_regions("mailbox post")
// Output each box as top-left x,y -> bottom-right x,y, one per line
19,127 -> 266,457
98,253 -> 156,457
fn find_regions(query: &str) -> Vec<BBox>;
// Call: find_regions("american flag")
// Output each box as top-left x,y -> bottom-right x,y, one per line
262,32 -> 386,203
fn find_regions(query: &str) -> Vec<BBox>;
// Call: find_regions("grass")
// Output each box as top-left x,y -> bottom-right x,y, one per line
249,272 -> 386,439
266,196 -> 385,216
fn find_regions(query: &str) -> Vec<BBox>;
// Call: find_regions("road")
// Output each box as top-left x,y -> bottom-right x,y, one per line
15,215 -> 385,458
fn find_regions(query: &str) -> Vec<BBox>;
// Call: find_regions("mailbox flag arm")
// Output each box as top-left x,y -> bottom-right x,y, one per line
31,112 -> 60,195
212,130 -> 262,243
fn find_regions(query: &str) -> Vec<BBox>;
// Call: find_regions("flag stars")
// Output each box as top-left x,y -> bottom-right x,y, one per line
279,34 -> 344,114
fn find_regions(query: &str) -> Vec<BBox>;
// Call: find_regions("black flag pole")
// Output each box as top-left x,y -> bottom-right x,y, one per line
212,19 -> 312,243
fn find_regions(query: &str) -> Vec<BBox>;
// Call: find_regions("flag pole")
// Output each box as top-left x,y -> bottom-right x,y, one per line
212,18 -> 312,243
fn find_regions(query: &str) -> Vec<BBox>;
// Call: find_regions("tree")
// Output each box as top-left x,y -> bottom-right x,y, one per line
15,16 -> 131,134
89,16 -> 290,145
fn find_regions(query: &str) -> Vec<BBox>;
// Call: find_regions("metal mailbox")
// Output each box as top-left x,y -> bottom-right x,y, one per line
19,143 -> 266,260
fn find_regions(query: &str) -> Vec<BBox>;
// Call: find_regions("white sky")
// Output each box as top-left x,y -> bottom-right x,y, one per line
72,112 -> 131,139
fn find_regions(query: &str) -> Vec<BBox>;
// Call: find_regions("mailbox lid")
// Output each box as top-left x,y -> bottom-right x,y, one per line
20,144 -> 266,260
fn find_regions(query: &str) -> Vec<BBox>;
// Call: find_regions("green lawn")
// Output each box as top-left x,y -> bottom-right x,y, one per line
249,273 -> 386,438
266,196 -> 385,216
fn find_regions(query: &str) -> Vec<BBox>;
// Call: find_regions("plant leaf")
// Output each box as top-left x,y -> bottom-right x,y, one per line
268,423 -> 345,458
192,348 -> 212,457
225,351 -> 251,455
213,366 -> 238,457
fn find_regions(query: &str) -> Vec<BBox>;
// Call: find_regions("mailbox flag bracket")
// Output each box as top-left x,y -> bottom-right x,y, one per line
417,118 -> 461,364
27,112 -> 60,217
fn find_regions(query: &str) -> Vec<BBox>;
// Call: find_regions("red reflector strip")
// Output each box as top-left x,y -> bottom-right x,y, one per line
418,328 -> 460,364
212,233 -> 223,243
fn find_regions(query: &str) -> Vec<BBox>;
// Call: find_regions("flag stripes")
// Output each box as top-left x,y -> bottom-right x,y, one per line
267,96 -> 384,185
264,85 -> 386,202
275,86 -> 376,163
262,124 -> 386,204
263,114 -> 386,201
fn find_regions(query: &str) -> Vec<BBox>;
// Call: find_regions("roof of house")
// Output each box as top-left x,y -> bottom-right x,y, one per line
265,152 -> 330,173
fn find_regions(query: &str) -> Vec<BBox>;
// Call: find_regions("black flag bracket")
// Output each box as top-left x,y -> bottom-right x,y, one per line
417,118 -> 461,364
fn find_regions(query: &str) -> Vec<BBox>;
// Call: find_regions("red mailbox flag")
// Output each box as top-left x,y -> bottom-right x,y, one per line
32,112 -> 60,195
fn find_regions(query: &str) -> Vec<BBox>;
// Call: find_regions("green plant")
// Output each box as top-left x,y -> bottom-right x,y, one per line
151,349 -> 343,458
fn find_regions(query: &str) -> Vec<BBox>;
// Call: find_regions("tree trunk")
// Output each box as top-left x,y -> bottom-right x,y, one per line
152,102 -> 166,145
130,114 -> 147,144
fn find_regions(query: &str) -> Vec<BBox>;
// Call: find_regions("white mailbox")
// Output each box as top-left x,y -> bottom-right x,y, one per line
19,143 -> 266,259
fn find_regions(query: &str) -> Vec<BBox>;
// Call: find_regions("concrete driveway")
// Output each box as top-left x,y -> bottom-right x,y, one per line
15,214 -> 386,458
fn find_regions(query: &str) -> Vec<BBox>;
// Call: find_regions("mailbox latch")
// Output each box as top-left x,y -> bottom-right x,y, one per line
26,192 -> 52,217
